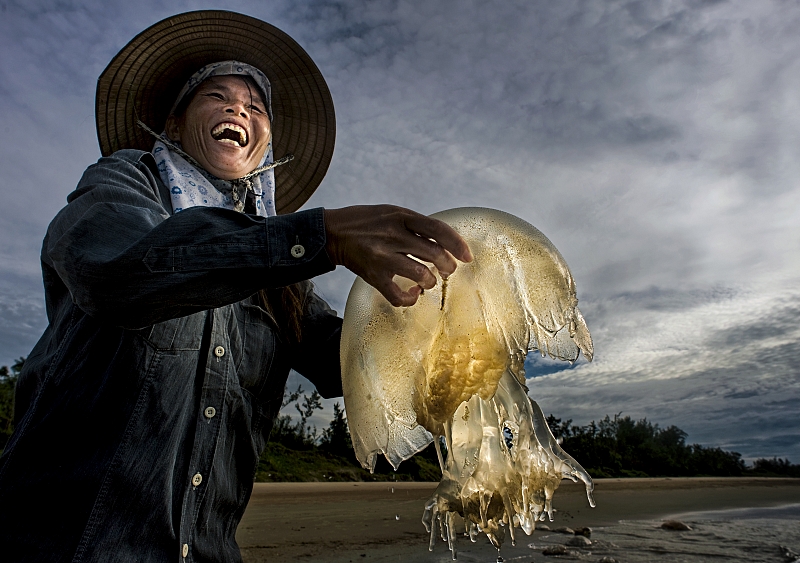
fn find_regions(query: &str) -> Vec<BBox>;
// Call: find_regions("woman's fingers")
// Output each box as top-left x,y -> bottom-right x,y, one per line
359,255 -> 434,307
324,205 -> 473,307
397,233 -> 459,280
403,213 -> 473,264
390,254 -> 439,290
375,277 -> 423,308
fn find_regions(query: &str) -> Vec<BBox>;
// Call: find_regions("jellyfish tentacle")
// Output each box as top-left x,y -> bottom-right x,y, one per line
434,436 -> 445,474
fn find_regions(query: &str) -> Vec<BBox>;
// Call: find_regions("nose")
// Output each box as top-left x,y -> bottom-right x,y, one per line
225,99 -> 249,119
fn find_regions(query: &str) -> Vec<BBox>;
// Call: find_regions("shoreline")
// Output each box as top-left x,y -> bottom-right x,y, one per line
237,477 -> 800,562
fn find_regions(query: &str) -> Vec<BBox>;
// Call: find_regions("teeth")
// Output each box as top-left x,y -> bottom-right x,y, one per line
211,122 -> 247,146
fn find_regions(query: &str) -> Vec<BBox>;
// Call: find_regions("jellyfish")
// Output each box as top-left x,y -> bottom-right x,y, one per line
340,207 -> 595,558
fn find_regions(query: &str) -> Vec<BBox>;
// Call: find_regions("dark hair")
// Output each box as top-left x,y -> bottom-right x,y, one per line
258,283 -> 311,344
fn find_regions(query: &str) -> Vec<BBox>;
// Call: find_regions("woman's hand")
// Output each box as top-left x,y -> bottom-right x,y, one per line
324,205 -> 473,307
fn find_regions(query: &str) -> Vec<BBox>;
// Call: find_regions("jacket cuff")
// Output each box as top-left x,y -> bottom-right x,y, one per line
266,208 -> 335,282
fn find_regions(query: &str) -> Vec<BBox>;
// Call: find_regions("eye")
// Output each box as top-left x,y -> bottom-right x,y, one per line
249,104 -> 265,114
204,92 -> 225,100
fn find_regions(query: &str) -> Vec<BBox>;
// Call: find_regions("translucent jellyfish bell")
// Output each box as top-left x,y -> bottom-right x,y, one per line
340,207 -> 594,556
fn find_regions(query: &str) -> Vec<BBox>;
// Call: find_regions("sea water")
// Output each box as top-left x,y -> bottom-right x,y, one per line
490,504 -> 800,563
334,504 -> 800,563
583,514 -> 800,562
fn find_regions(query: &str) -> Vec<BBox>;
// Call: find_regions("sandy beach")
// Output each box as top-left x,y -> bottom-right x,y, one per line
236,477 -> 800,562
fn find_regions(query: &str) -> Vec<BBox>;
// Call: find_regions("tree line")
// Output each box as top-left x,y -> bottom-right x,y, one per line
1,358 -> 798,479
255,385 -> 442,481
0,357 -> 24,452
546,414 -> 800,478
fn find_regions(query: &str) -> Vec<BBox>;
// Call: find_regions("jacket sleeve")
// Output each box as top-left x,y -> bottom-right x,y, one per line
291,289 -> 344,399
43,151 -> 335,328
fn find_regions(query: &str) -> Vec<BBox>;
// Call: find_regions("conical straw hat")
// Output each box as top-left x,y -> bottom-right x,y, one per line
96,10 -> 335,214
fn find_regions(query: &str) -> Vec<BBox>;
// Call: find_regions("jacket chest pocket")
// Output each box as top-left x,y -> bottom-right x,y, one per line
143,312 -> 206,351
239,303 -> 281,397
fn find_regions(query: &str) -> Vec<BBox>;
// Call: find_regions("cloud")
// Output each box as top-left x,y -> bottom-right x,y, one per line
527,280 -> 800,460
1,0 -> 799,460
0,273 -> 47,368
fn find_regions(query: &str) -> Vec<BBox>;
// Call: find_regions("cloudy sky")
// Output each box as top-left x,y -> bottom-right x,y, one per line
1,0 -> 798,461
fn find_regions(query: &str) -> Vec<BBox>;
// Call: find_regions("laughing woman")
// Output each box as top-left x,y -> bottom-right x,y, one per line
0,11 -> 471,563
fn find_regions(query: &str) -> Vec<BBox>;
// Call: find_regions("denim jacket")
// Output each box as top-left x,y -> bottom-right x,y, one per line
0,150 -> 343,562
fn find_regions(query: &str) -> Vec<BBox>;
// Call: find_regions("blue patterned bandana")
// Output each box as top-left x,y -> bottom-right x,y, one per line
152,61 -> 277,217
169,61 -> 273,121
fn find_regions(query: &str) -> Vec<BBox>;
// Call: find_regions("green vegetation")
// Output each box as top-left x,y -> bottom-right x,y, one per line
547,414 -> 747,478
749,457 -> 800,478
0,357 -> 24,453
1,357 -> 798,479
256,386 -> 442,482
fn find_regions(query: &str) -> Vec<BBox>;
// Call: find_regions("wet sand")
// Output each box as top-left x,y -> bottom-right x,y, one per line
236,478 -> 800,562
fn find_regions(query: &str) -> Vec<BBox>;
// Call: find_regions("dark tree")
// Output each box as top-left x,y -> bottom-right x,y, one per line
0,357 -> 25,451
751,457 -> 800,477
318,402 -> 352,457
547,412 -> 750,478
268,386 -> 323,450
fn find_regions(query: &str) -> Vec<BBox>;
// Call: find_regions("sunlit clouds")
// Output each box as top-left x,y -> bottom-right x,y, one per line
1,0 -> 798,459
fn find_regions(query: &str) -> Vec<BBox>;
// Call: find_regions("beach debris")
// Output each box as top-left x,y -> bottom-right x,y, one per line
597,558 -> 618,563
542,544 -> 580,556
566,535 -> 592,547
555,526 -> 576,535
780,545 -> 800,562
341,207 -> 595,558
574,526 -> 592,538
660,520 -> 692,531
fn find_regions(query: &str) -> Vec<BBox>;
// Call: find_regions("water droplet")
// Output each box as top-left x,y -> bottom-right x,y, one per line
395,515 -> 400,520
391,487 -> 394,493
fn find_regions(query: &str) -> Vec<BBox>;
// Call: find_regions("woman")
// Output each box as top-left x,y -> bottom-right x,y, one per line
0,11 -> 470,563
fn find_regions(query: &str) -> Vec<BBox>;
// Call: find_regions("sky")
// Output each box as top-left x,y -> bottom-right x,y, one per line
1,0 -> 799,462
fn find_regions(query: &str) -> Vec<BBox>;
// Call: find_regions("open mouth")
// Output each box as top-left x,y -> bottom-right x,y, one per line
211,122 -> 248,147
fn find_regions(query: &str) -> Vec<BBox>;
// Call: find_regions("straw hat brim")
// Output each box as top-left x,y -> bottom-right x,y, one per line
96,10 -> 335,214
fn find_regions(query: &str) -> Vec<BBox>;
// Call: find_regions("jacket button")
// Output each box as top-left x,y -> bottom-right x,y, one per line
214,345 -> 225,357
291,244 -> 305,258
204,406 -> 216,419
192,473 -> 203,487
182,543 -> 189,558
